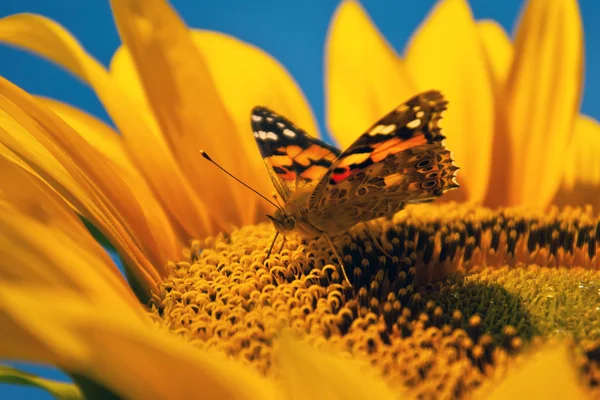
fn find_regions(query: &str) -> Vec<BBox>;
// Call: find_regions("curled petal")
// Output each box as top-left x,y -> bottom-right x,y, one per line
0,153 -> 138,309
0,13 -> 220,239
38,97 -> 183,264
0,77 -> 160,293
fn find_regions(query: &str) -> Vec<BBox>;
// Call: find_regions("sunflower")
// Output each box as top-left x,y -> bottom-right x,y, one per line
0,0 -> 598,399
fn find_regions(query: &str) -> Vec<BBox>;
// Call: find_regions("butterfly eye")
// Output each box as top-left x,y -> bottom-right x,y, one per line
420,179 -> 438,189
283,217 -> 296,230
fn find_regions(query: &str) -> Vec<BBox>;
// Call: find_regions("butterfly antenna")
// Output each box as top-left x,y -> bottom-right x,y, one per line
323,233 -> 351,284
200,150 -> 280,210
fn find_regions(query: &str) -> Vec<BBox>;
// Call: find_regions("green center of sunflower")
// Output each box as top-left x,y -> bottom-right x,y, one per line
149,203 -> 600,398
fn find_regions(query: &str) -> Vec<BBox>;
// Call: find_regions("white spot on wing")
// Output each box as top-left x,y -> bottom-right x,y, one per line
379,124 -> 396,134
265,131 -> 278,141
406,119 -> 421,129
255,130 -> 278,141
368,124 -> 396,136
283,128 -> 296,138
252,114 -> 262,122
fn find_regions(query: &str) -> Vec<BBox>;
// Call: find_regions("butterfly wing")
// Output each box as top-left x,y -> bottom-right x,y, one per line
307,90 -> 459,233
251,107 -> 341,202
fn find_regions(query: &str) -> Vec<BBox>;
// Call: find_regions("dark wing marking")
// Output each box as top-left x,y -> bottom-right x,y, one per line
251,106 -> 341,202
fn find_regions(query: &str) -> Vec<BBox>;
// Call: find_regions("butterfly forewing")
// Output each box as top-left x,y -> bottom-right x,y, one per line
251,107 -> 341,202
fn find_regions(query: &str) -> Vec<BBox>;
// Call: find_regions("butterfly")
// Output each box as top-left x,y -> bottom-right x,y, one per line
248,91 -> 459,282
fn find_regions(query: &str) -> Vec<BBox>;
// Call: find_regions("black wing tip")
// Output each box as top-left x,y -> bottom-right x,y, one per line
251,105 -> 270,113
251,105 -> 277,118
419,89 -> 444,100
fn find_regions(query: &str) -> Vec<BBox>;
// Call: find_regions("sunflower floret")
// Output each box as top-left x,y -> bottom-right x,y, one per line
150,203 -> 600,397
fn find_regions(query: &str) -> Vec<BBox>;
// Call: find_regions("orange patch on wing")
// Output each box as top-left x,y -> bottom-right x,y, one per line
295,144 -> 333,166
371,134 -> 427,163
278,169 -> 297,181
337,152 -> 371,167
324,153 -> 337,161
300,165 -> 328,180
286,145 -> 303,158
269,165 -> 296,181
267,155 -> 293,167
330,167 -> 352,184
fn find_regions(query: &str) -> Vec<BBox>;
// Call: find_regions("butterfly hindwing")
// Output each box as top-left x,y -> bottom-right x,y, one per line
251,107 -> 341,202
307,91 -> 459,233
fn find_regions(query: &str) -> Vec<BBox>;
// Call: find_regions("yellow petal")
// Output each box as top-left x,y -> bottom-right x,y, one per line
477,20 -> 513,88
477,343 -> 589,399
477,21 -> 513,207
505,0 -> 583,208
38,97 -> 138,176
0,154 -> 138,309
276,334 -> 400,400
38,96 -> 183,265
563,115 -> 600,189
405,0 -> 495,203
325,0 -> 415,149
110,28 -> 318,221
553,115 -> 600,208
0,156 -> 143,364
0,13 -> 220,239
0,77 -> 160,293
191,30 -> 320,220
109,0 -> 264,226
0,286 -> 281,400
0,307 -> 56,363
0,366 -> 82,400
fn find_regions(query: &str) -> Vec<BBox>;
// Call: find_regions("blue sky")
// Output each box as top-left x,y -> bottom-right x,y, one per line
0,0 -> 599,398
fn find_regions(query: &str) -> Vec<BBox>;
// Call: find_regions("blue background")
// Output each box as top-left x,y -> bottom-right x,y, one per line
0,0 -> 598,398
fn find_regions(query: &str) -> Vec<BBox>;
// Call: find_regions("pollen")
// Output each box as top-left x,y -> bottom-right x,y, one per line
150,203 -> 600,398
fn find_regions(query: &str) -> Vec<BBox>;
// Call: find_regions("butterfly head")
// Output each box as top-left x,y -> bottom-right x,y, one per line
267,209 -> 296,234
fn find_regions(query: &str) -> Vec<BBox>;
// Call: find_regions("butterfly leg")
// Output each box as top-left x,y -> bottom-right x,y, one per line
277,236 -> 287,254
323,233 -> 351,284
363,222 -> 393,258
266,232 -> 280,259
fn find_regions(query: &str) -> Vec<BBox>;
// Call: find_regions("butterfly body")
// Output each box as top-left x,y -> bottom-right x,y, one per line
252,90 -> 459,244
